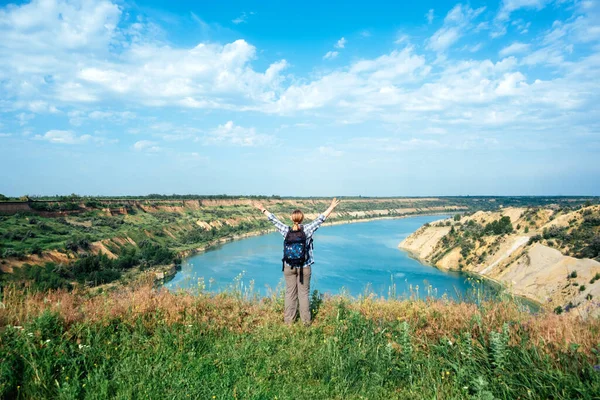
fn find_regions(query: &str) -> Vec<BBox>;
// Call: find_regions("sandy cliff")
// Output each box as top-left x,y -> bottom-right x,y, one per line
399,206 -> 600,318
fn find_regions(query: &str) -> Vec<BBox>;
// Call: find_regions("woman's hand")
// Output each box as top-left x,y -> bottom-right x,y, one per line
329,198 -> 340,209
323,197 -> 340,218
252,201 -> 267,213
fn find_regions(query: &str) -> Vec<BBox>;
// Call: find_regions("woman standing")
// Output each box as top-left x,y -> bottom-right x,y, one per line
253,198 -> 341,325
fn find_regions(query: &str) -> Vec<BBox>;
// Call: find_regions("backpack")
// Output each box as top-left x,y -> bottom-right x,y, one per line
282,227 -> 312,284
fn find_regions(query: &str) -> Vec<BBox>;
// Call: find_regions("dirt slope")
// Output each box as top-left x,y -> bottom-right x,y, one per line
399,206 -> 600,318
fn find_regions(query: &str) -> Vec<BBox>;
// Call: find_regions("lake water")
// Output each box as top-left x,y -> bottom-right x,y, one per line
165,215 -> 488,299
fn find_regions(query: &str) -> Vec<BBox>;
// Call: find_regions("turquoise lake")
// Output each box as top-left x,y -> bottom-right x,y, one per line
165,215 -> 488,299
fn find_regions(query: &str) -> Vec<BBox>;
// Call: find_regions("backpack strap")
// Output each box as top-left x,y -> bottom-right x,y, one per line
299,265 -> 304,285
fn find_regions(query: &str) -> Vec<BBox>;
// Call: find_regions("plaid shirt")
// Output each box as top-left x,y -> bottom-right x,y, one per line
266,212 -> 326,268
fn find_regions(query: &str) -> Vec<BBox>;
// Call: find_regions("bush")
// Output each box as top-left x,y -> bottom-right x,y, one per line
528,235 -> 542,245
30,243 -> 43,256
8,263 -> 72,292
1,249 -> 25,259
64,236 -> 90,252
483,216 -> 513,236
553,306 -> 563,314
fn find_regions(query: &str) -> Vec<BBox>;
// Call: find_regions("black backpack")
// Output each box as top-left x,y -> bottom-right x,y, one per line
282,227 -> 312,284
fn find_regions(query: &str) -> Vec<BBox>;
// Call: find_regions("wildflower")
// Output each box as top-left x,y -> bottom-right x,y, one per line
594,365 -> 600,372
446,371 -> 450,375
27,332 -> 33,337
448,340 -> 453,346
66,376 -> 69,381
45,339 -> 51,343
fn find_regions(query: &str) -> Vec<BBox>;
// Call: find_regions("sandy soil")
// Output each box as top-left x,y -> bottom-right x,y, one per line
398,207 -> 600,317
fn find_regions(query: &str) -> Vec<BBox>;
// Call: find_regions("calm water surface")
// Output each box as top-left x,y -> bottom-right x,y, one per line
166,215 -> 487,299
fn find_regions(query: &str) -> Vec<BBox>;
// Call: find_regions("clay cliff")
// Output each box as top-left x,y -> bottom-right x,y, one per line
399,206 -> 600,318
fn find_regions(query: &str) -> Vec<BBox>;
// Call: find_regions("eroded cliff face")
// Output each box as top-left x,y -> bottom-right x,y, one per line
400,206 -> 600,318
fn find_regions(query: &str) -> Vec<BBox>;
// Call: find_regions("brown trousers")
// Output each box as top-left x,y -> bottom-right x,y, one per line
283,265 -> 311,324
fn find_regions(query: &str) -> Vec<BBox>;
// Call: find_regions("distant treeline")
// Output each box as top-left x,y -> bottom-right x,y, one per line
1,193 -> 599,202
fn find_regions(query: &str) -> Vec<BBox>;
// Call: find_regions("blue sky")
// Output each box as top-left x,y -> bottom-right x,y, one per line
0,0 -> 599,196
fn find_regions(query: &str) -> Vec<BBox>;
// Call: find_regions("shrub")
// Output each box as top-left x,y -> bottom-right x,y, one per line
30,243 -> 43,256
8,263 -> 72,292
483,216 -> 513,236
553,305 -> 563,314
528,235 -> 542,245
1,249 -> 25,259
579,285 -> 586,292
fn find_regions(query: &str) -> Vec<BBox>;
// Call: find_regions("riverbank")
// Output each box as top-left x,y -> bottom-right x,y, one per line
399,244 -> 543,312
399,207 -> 600,318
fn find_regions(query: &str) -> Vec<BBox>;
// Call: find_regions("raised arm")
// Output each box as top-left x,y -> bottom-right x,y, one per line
303,198 -> 341,237
322,197 -> 340,219
252,201 -> 289,237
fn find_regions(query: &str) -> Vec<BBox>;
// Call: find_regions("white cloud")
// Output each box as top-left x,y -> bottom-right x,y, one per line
512,19 -> 531,34
360,30 -> 371,37
349,137 -> 445,152
493,0 -> 549,37
133,140 -> 161,152
499,41 -> 531,56
335,37 -> 346,49
27,101 -> 59,113
0,0 -> 599,155
428,27 -> 461,52
496,0 -> 548,22
395,34 -> 410,45
0,1 -> 287,112
318,146 -> 343,157
232,11 -> 253,24
89,111 -> 132,119
426,9 -> 435,24
207,121 -> 272,147
323,51 -> 339,60
17,113 -> 34,126
427,4 -> 486,52
270,47 -> 427,114
0,133 -> 12,137
35,130 -> 91,144
463,43 -> 483,52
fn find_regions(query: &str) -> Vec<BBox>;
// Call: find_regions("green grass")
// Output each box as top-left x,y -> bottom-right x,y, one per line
1,287 -> 599,399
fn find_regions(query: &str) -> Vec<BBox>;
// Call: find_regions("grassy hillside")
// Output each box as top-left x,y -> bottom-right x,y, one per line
1,284 -> 600,399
